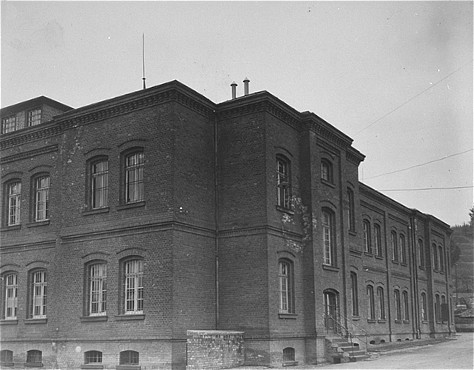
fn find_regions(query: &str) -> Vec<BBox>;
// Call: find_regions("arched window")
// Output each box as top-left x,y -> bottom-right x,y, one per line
432,244 -> 439,271
29,269 -> 47,318
86,262 -> 107,316
347,188 -> 355,231
120,350 -> 139,365
123,150 -> 144,204
321,159 -> 333,183
89,157 -> 109,209
5,181 -> 21,226
33,175 -> 50,221
26,350 -> 42,365
374,224 -> 383,257
363,220 -> 372,254
418,239 -> 425,268
278,259 -> 294,313
351,272 -> 359,316
402,291 -> 409,321
377,287 -> 385,320
276,156 -> 291,209
322,209 -> 336,266
421,292 -> 427,321
282,347 -> 295,363
400,234 -> 407,264
367,285 -> 375,320
435,294 -> 440,322
391,231 -> 398,262
394,289 -> 401,321
438,246 -> 444,272
2,273 -> 18,320
84,350 -> 102,364
123,258 -> 144,314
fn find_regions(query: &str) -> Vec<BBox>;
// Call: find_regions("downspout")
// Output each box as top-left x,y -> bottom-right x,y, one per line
213,110 -> 219,328
339,155 -> 348,331
383,210 -> 393,342
410,215 -> 420,339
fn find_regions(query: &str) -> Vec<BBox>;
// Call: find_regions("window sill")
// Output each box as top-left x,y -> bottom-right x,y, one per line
378,319 -> 387,323
80,315 -> 108,322
321,179 -> 335,188
1,225 -> 21,232
276,206 -> 294,215
24,363 -> 43,368
348,230 -> 357,236
364,252 -> 373,257
116,366 -> 141,370
117,201 -> 145,211
282,361 -> 298,367
278,313 -> 297,319
403,320 -> 410,324
394,320 -> 402,324
375,255 -> 383,260
115,314 -> 145,321
27,220 -> 50,228
419,266 -> 425,270
400,263 -> 408,267
392,260 -> 399,264
322,264 -> 339,272
352,316 -> 360,321
83,207 -> 110,216
349,248 -> 362,255
0,362 -> 14,368
81,365 -> 103,369
25,318 -> 47,324
0,319 -> 18,325
367,319 -> 377,323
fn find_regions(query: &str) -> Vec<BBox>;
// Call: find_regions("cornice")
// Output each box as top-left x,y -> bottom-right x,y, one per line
1,144 -> 58,164
360,199 -> 385,216
346,148 -> 365,165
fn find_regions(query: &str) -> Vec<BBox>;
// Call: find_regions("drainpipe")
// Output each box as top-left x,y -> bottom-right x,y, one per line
213,110 -> 219,328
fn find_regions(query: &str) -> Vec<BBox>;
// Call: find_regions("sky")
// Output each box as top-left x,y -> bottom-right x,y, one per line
1,1 -> 473,226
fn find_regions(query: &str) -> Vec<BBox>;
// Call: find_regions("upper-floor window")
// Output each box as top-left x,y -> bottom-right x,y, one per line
347,188 -> 355,232
87,262 -> 107,316
2,115 -> 16,134
421,292 -> 427,321
124,151 -> 144,204
402,290 -> 409,321
321,159 -> 333,183
418,239 -> 425,268
438,246 -> 444,272
435,294 -> 440,322
351,272 -> 359,316
322,209 -> 336,266
432,243 -> 439,271
363,220 -> 372,254
91,159 -> 109,209
276,156 -> 291,209
34,175 -> 50,221
6,181 -> 21,226
279,259 -> 294,314
123,259 -> 144,314
3,273 -> 18,320
377,287 -> 385,320
394,289 -> 401,321
30,270 -> 47,318
367,285 -> 375,320
120,350 -> 139,366
391,231 -> 398,262
400,234 -> 407,264
27,108 -> 42,127
374,224 -> 383,257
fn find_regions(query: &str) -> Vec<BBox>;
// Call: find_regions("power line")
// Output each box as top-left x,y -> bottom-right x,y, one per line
365,148 -> 473,180
379,185 -> 473,192
355,59 -> 473,136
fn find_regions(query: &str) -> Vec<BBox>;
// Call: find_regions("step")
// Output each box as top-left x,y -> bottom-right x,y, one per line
343,350 -> 367,356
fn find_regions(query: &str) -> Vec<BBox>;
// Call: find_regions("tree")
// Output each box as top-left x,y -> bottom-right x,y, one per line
450,240 -> 461,266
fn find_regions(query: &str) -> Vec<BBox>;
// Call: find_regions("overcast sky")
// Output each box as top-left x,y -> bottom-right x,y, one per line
1,1 -> 472,226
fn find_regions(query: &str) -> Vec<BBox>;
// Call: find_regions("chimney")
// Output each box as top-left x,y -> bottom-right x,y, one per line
243,78 -> 250,96
231,81 -> 237,99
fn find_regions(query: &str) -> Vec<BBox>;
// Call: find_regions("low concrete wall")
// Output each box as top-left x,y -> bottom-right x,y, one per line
186,330 -> 244,369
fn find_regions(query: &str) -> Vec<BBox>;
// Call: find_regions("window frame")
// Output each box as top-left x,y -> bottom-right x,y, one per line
123,150 -> 145,205
2,272 -> 18,320
276,156 -> 291,210
5,180 -> 21,227
377,287 -> 385,320
0,349 -> 14,366
27,108 -> 42,127
367,285 -> 375,320
347,188 -> 355,232
32,174 -> 50,222
399,234 -> 407,264
363,220 -> 372,254
374,224 -> 383,257
322,208 -> 336,266
86,262 -> 107,317
438,245 -> 444,272
432,243 -> 439,271
402,290 -> 409,321
394,289 -> 401,321
2,115 -> 17,134
26,350 -> 42,366
29,269 -> 47,319
391,231 -> 399,262
89,157 -> 109,210
435,294 -> 440,322
350,272 -> 359,317
418,239 -> 425,268
278,259 -> 295,314
119,350 -> 139,366
421,292 -> 428,321
122,258 -> 144,315
320,159 -> 333,183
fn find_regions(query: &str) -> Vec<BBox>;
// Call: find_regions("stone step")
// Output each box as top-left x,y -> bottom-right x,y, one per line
344,350 -> 367,356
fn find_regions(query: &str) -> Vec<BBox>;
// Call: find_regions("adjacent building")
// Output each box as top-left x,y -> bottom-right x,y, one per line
0,80 -> 454,369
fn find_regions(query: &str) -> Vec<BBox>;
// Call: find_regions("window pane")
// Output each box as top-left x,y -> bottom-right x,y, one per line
124,260 -> 144,313
35,176 -> 50,221
126,153 -> 144,203
92,161 -> 108,208
7,182 -> 21,226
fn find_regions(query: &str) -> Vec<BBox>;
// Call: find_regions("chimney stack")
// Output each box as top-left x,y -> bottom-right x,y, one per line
231,81 -> 237,99
243,78 -> 250,96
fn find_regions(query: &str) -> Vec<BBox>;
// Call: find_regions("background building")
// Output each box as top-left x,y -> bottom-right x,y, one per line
1,80 -> 453,369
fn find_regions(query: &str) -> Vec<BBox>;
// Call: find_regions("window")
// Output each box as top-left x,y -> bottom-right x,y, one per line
377,287 -> 385,320
391,231 -> 398,262
84,350 -> 102,364
125,152 -> 144,204
120,350 -> 139,365
421,292 -> 427,321
276,156 -> 291,209
435,294 -> 440,322
403,291 -> 409,321
279,260 -> 294,313
91,159 -> 108,209
6,181 -> 21,226
282,347 -> 295,363
374,224 -> 382,257
432,244 -> 439,270
27,108 -> 42,127
363,220 -> 372,254
351,272 -> 359,316
347,188 -> 355,231
367,285 -> 375,320
30,270 -> 47,318
394,289 -> 401,321
124,259 -> 144,314
87,263 -> 107,316
0,350 -> 13,366
2,115 -> 16,134
34,176 -> 50,221
438,246 -> 444,272
322,209 -> 336,266
321,159 -> 333,183
400,234 -> 407,264
3,273 -> 18,320
418,239 -> 425,268
26,350 -> 42,365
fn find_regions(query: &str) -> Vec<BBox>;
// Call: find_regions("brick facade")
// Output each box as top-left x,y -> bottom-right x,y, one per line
1,80 -> 453,369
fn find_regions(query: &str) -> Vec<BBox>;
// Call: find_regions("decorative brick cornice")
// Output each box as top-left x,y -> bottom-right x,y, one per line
1,144 -> 58,164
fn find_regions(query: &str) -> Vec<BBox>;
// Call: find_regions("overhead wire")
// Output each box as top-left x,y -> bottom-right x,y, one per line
379,186 -> 473,192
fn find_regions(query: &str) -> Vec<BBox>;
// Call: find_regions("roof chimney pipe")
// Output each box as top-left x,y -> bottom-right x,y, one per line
231,81 -> 237,99
243,78 -> 250,96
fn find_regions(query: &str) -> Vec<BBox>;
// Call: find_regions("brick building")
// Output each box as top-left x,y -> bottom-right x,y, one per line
0,80 -> 453,369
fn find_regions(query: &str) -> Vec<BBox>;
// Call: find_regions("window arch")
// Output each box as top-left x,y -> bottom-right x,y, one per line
122,258 -> 144,314
31,174 -> 50,222
374,224 -> 382,257
278,259 -> 294,313
2,272 -> 18,320
363,220 -> 372,254
367,285 -> 375,320
347,188 -> 355,232
418,239 -> 425,268
29,269 -> 47,319
276,155 -> 291,209
399,234 -> 407,264
322,208 -> 336,266
391,231 -> 398,262
86,261 -> 107,316
84,350 -> 102,365
321,159 -> 333,183
282,347 -> 295,363
120,350 -> 139,365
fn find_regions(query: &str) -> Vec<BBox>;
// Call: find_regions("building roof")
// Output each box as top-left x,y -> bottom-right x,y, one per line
0,96 -> 73,117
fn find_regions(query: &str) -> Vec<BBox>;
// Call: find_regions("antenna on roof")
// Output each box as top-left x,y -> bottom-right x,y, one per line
142,33 -> 146,89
